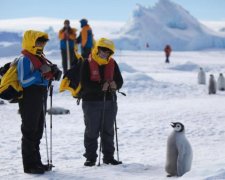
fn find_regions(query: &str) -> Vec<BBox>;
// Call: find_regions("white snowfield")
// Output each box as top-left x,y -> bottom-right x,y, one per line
1,50 -> 225,180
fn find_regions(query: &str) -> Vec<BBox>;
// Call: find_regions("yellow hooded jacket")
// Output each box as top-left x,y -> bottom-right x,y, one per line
91,37 -> 115,65
60,44 -> 84,97
59,57 -> 83,98
0,30 -> 48,101
22,30 -> 49,55
59,38 -> 115,98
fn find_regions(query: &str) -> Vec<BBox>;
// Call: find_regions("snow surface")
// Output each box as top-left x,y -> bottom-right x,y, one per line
1,50 -> 225,180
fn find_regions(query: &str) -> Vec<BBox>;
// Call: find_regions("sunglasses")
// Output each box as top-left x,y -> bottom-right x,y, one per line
98,47 -> 112,54
98,50 -> 112,60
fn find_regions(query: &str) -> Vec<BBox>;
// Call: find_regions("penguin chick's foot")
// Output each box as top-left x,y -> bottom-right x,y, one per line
167,174 -> 175,177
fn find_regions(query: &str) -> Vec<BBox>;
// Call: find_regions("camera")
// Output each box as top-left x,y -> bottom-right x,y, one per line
50,64 -> 62,81
40,63 -> 62,81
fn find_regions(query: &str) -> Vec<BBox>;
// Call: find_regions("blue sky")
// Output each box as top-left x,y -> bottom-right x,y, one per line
1,0 -> 225,21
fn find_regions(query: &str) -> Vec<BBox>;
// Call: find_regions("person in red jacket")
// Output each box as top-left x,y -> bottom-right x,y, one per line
164,44 -> 172,63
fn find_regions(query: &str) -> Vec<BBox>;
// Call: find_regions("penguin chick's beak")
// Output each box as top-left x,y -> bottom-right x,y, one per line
170,122 -> 175,128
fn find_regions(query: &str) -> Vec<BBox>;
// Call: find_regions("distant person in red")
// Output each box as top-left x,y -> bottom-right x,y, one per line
164,44 -> 172,63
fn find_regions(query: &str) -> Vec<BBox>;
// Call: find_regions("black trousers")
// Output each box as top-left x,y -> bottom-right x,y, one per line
82,101 -> 117,161
81,47 -> 92,60
19,85 -> 47,168
165,55 -> 170,63
61,49 -> 77,74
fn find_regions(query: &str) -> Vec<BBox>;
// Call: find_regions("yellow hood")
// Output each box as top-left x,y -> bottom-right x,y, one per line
22,30 -> 49,55
91,38 -> 115,65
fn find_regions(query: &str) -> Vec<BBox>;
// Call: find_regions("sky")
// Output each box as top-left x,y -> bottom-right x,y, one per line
1,0 -> 225,22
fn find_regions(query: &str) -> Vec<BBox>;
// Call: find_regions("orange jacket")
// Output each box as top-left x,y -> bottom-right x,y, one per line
77,25 -> 93,48
58,27 -> 77,40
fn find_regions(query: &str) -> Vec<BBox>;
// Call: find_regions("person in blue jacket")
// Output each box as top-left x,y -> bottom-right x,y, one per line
76,19 -> 94,59
17,30 -> 57,174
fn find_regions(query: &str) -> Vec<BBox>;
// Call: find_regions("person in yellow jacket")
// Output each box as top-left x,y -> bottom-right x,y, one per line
17,30 -> 60,174
58,19 -> 78,74
76,19 -> 94,59
80,38 -> 123,166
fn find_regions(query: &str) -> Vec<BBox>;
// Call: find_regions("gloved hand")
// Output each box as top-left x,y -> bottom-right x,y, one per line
109,81 -> 117,91
64,31 -> 69,40
40,64 -> 54,80
102,81 -> 110,91
43,72 -> 54,80
40,64 -> 51,74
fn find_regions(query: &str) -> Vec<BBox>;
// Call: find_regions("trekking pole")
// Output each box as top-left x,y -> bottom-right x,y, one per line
43,97 -> 50,168
66,33 -> 71,70
115,115 -> 119,161
49,85 -> 54,170
98,91 -> 106,166
111,90 -> 120,162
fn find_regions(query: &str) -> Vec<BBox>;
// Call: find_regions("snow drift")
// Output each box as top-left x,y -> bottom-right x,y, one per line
113,0 -> 225,51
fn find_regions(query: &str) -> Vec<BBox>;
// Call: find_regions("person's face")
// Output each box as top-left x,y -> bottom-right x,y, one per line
35,40 -> 47,56
64,22 -> 70,28
98,48 -> 111,60
35,41 -> 46,47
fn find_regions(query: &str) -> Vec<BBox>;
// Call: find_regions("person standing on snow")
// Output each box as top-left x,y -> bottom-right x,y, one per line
76,18 -> 94,59
164,44 -> 172,63
58,19 -> 77,74
80,38 -> 123,166
18,30 -> 60,174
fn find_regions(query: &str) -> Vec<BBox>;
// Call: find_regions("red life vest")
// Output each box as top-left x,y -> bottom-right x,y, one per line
88,57 -> 115,82
21,50 -> 54,80
21,50 -> 47,69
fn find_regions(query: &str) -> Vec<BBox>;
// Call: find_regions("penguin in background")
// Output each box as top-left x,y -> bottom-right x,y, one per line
165,122 -> 193,177
217,73 -> 225,91
197,67 -> 206,85
208,74 -> 217,94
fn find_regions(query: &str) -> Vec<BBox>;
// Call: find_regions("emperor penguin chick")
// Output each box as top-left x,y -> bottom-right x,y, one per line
208,74 -> 216,94
165,122 -> 193,177
197,67 -> 206,85
217,73 -> 225,91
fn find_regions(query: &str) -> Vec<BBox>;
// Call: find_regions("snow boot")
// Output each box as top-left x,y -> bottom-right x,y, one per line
38,162 -> 52,171
103,158 -> 122,165
84,159 -> 96,167
24,164 -> 45,174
